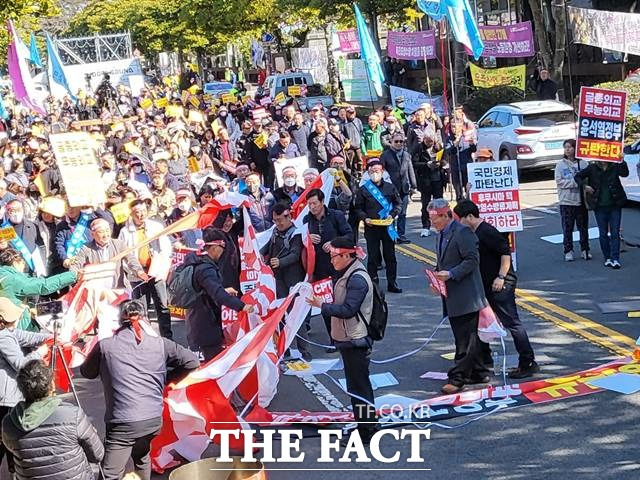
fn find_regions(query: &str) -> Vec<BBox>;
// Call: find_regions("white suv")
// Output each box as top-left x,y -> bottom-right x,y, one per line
475,100 -> 576,170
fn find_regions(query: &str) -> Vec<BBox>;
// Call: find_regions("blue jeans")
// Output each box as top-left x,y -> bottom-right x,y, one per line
395,194 -> 409,238
594,207 -> 622,261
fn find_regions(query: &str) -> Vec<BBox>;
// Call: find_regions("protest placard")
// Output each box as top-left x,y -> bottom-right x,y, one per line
288,85 -> 302,97
189,96 -> 201,108
337,29 -> 361,53
387,30 -> 436,60
139,98 -> 153,110
110,202 -> 131,224
221,93 -> 236,104
467,160 -> 523,232
274,91 -> 286,105
0,226 -> 17,242
154,97 -> 168,108
49,132 -> 106,207
576,86 -> 626,163
181,90 -> 189,104
188,110 -> 204,124
469,63 -> 526,91
467,21 -> 535,58
273,156 -> 309,188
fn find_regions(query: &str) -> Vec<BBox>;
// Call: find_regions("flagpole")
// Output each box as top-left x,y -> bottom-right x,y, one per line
363,63 -> 376,112
445,23 -> 457,109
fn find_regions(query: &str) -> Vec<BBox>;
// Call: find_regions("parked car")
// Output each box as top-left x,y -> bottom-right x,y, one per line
260,72 -> 334,108
475,100 -> 576,170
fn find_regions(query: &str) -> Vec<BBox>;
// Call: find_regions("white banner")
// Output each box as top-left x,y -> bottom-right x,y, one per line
568,6 -> 640,56
390,85 -> 447,116
273,155 -> 309,188
64,58 -> 144,95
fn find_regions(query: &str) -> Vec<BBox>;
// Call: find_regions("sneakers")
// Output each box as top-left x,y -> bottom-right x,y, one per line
612,260 -> 621,269
508,361 -> 540,379
564,251 -> 574,262
420,229 -> 431,237
581,250 -> 592,260
604,259 -> 613,268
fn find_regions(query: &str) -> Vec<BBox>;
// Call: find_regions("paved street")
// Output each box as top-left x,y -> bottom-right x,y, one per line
35,171 -> 640,480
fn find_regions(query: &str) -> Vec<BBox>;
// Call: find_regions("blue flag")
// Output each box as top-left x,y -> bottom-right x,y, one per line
46,33 -> 75,101
354,3 -> 385,98
29,32 -> 42,68
0,93 -> 8,120
417,0 -> 484,60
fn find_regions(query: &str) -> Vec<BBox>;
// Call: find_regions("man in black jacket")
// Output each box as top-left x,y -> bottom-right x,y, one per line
181,227 -> 254,361
355,160 -> 402,293
3,360 -> 104,480
81,300 -> 199,480
380,133 -> 416,244
261,202 -> 311,360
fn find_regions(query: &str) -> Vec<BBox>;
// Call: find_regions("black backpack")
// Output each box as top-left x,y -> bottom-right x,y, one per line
347,269 -> 388,341
167,262 -> 202,309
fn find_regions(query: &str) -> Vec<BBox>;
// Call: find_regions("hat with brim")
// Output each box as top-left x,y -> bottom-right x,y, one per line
475,148 -> 494,159
0,298 -> 26,325
39,196 -> 67,218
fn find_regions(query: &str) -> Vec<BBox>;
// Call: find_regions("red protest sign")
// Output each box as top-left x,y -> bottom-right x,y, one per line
425,269 -> 447,297
312,277 -> 334,303
577,86 -> 626,163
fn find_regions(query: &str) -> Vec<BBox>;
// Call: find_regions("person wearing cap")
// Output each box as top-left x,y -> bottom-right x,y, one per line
381,116 -> 405,151
354,159 -> 402,293
181,227 -> 254,360
392,96 -> 407,126
307,236 -> 378,445
341,106 -> 364,175
81,300 -> 199,480
167,190 -> 202,249
72,218 -> 147,290
241,172 -> 276,232
273,166 -> 304,206
428,198 -> 489,394
213,105 -> 241,142
360,114 -> 383,156
380,133 -> 416,244
118,199 -> 173,338
2,359 -> 104,480
308,118 -> 329,170
326,118 -> 347,159
406,107 -> 442,163
0,298 -> 52,476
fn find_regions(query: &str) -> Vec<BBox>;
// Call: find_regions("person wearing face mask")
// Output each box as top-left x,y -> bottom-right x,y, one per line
148,170 -> 177,221
325,119 -> 347,160
288,112 -> 311,157
406,108 -> 442,163
354,160 -> 402,293
53,204 -> 96,274
274,166 -> 304,206
241,173 -> 275,232
381,116 -> 405,151
236,121 -> 254,163
212,106 -> 241,142
153,158 -> 180,192
0,248 -> 77,331
229,162 -> 250,194
392,96 -> 408,127
4,200 -> 44,275
328,156 -> 353,214
167,190 -> 202,249
188,139 -> 213,172
0,297 -> 53,476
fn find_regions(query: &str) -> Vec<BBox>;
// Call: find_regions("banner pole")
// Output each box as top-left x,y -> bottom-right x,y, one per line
563,0 -> 576,108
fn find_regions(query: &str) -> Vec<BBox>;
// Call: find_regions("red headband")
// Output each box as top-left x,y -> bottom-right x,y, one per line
330,246 -> 366,260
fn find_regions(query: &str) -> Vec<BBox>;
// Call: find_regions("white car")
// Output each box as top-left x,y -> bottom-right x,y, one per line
476,100 -> 576,170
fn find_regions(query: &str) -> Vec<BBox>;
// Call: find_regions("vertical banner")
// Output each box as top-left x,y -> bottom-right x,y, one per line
576,86 -> 626,163
467,160 -> 523,232
337,58 -> 377,102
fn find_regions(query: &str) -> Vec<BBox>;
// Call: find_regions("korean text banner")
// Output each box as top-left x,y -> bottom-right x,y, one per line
568,6 -> 640,56
577,86 -> 626,163
469,63 -> 525,91
465,21 -> 534,58
337,29 -> 361,53
467,160 -> 522,232
390,85 -> 446,116
387,30 -> 436,60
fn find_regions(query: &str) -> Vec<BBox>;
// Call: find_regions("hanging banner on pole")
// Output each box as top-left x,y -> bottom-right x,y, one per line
387,30 -> 436,60
337,29 -> 361,53
465,21 -> 535,58
576,86 -> 626,163
568,6 -> 640,56
469,63 -> 526,90
337,58 -> 377,102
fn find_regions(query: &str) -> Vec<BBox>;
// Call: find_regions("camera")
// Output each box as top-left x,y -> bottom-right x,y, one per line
36,300 -> 64,317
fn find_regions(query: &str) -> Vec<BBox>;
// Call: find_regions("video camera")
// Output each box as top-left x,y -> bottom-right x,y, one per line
36,300 -> 64,317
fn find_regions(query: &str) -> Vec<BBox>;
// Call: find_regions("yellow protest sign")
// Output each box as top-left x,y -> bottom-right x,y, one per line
241,95 -> 252,104
369,218 -> 393,226
188,110 -> 204,124
33,174 -> 46,196
86,97 -> 97,107
188,84 -> 200,95
189,96 -> 201,108
188,156 -> 200,173
203,94 -> 213,103
154,97 -> 169,108
253,132 -> 268,149
165,105 -> 184,118
274,91 -> 286,104
221,93 -> 236,104
110,202 -> 131,224
469,63 -> 526,91
181,90 -> 189,104
0,226 -> 17,242
287,86 -> 301,97
140,98 -> 153,110
124,142 -> 142,155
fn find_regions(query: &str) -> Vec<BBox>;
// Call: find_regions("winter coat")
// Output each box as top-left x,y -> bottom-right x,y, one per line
2,398 -> 104,480
303,207 -> 353,281
241,187 -> 276,232
380,147 -> 417,195
555,157 -> 589,206
575,160 -> 629,210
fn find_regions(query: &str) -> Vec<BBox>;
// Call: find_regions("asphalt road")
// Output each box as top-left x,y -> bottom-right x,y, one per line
4,169 -> 640,480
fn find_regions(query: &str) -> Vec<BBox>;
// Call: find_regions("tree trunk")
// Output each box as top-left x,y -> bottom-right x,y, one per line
453,40 -> 468,103
324,23 -> 341,101
529,0 -> 552,69
551,3 -> 567,97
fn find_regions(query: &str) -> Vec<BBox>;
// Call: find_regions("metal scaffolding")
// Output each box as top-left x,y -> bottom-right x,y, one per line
54,32 -> 132,65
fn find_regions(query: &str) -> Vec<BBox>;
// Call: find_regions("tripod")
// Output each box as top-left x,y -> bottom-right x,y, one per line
48,315 -> 106,480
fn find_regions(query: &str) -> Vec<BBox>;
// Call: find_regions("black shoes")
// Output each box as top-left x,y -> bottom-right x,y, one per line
508,361 -> 540,379
387,283 -> 403,293
397,237 -> 411,245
